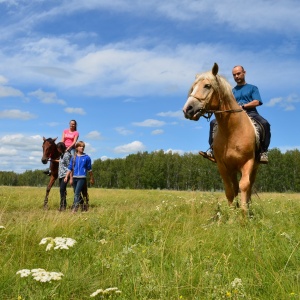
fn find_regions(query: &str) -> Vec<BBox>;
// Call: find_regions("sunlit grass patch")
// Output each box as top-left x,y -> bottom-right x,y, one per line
1,187 -> 300,299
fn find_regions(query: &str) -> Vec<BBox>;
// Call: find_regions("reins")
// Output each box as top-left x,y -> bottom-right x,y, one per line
189,94 -> 243,120
43,139 -> 60,160
189,75 -> 243,120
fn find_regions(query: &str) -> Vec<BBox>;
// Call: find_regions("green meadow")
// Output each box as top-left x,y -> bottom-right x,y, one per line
0,186 -> 300,299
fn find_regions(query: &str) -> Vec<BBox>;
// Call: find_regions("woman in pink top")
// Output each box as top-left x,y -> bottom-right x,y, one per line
44,120 -> 79,176
62,120 -> 79,155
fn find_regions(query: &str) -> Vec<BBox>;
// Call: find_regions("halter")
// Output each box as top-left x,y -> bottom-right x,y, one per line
43,139 -> 60,160
189,75 -> 243,120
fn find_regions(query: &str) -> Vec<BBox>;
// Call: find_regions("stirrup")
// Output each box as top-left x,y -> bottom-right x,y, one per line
199,149 -> 216,163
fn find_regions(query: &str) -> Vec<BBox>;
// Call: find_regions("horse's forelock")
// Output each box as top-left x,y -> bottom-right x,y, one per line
193,71 -> 233,99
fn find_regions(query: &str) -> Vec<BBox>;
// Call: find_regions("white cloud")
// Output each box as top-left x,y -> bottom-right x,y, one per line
151,129 -> 164,135
0,85 -> 23,97
0,146 -> 18,155
265,94 -> 300,111
132,119 -> 165,127
279,146 -> 300,153
0,109 -> 36,120
163,148 -> 185,155
85,130 -> 102,140
29,89 -> 66,105
0,134 -> 44,173
114,140 -> 146,153
0,75 -> 8,85
64,107 -> 86,115
115,127 -> 133,135
157,110 -> 183,119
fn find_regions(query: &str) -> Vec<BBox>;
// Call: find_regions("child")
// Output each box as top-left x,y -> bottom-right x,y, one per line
64,141 -> 94,212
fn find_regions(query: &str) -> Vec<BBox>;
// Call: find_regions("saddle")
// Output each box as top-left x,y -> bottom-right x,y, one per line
211,117 -> 265,161
249,117 -> 265,151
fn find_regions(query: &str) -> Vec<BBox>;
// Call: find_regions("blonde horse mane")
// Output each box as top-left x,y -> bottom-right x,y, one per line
194,71 -> 233,100
195,69 -> 260,147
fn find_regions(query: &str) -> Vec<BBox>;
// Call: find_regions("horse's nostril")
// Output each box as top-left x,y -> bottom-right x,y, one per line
187,105 -> 193,112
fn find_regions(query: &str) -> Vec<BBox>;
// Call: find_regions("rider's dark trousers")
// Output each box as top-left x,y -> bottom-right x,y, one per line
208,112 -> 271,152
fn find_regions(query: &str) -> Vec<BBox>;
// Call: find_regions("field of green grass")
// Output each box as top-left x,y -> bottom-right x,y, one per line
0,186 -> 300,299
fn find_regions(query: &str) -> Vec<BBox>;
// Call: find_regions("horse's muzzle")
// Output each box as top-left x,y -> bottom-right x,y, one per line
41,159 -> 48,164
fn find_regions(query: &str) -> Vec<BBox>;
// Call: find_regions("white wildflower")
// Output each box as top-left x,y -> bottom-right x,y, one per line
31,269 -> 64,282
39,237 -> 52,245
65,237 -> 76,247
54,244 -> 69,250
40,236 -> 76,250
231,277 -> 243,288
99,239 -> 108,245
49,271 -> 64,281
31,268 -> 46,274
90,289 -> 104,297
91,287 -> 122,297
0,225 -> 5,229
16,269 -> 31,277
46,243 -> 54,251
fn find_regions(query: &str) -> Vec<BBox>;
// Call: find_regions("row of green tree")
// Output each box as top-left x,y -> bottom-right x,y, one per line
0,148 -> 299,192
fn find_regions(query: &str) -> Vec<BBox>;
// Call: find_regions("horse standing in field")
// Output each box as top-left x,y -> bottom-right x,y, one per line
182,63 -> 260,213
41,137 -> 89,210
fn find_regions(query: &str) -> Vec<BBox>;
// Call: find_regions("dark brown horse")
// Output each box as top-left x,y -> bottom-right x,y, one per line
41,137 -> 89,210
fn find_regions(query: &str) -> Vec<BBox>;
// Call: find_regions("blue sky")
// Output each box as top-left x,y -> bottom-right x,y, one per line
0,0 -> 299,173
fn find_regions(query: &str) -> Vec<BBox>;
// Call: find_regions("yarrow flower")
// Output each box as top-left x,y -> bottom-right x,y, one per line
0,225 -> 5,229
16,268 -> 64,283
90,287 -> 121,297
231,277 -> 243,288
16,269 -> 31,278
39,237 -> 76,250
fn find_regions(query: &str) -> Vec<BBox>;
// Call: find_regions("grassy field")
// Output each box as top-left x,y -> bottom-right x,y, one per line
0,186 -> 300,299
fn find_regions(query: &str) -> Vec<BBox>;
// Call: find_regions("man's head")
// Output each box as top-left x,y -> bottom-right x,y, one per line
232,65 -> 246,85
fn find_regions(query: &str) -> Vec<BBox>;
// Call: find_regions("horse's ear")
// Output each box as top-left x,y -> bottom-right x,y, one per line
212,63 -> 219,76
54,137 -> 58,141
43,137 -> 46,141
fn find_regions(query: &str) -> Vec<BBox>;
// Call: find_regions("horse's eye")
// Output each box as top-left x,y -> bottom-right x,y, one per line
204,84 -> 211,89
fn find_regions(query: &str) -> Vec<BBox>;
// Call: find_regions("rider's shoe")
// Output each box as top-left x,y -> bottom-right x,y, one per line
43,169 -> 51,176
199,149 -> 216,163
259,152 -> 268,164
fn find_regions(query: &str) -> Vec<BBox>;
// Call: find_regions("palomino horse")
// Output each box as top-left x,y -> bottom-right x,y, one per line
41,137 -> 89,210
182,63 -> 259,213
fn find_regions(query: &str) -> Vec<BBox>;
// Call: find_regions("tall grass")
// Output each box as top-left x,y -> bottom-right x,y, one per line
0,186 -> 300,299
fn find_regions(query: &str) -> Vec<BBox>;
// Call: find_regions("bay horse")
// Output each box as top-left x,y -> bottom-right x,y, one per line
182,63 -> 259,213
41,137 -> 89,210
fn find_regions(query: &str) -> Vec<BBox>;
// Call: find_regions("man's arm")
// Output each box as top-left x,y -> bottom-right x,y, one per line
241,99 -> 261,110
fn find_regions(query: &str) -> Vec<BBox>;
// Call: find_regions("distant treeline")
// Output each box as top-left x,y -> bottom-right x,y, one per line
1,148 -> 299,192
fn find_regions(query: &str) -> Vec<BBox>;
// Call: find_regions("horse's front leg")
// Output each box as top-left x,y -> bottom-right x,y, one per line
44,176 -> 56,209
219,168 -> 237,207
239,161 -> 256,213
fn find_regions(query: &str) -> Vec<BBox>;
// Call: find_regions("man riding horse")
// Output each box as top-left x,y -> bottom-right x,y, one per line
199,65 -> 271,164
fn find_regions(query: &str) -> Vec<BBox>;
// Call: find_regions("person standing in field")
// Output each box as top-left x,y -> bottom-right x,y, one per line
64,141 -> 94,212
56,142 -> 72,211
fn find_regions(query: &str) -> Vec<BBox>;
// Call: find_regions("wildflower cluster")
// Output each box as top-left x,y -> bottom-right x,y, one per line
156,200 -> 177,212
16,268 -> 64,282
39,237 -> 76,251
228,277 -> 247,298
0,225 -> 5,229
90,287 -> 122,298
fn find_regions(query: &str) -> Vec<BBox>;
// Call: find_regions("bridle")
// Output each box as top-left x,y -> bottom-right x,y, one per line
189,75 -> 243,120
42,139 -> 60,160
